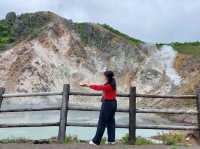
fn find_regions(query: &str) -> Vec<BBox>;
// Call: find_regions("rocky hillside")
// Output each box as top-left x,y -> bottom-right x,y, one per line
0,11 -> 199,108
172,42 -> 200,94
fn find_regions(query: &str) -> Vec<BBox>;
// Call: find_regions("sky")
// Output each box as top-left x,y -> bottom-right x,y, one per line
0,0 -> 200,43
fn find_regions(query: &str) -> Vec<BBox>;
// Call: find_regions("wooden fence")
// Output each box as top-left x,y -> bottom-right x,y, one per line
0,84 -> 199,144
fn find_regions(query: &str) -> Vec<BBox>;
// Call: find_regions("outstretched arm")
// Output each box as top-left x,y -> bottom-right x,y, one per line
89,84 -> 112,91
80,83 -> 112,91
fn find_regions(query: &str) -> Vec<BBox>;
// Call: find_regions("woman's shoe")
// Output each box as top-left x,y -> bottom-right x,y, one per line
89,140 -> 97,146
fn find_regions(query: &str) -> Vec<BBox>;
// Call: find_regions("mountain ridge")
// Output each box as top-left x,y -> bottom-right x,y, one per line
1,11 -> 200,53
0,11 -> 143,52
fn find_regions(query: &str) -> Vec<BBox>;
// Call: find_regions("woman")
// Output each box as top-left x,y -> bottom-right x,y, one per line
80,70 -> 117,145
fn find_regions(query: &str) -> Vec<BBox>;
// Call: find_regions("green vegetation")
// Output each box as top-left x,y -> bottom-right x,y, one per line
171,145 -> 178,149
0,20 -> 13,50
0,132 -> 190,147
1,11 -> 199,56
0,135 -> 82,144
74,23 -> 116,50
135,137 -> 154,145
74,22 -> 114,49
74,23 -> 91,45
157,41 -> 200,56
101,137 -> 107,144
74,22 -> 143,49
120,134 -> 154,145
16,12 -> 51,39
171,41 -> 200,55
0,12 -> 53,51
120,132 -> 188,146
64,135 -> 80,144
100,24 -> 143,45
158,132 -> 186,145
0,137 -> 32,144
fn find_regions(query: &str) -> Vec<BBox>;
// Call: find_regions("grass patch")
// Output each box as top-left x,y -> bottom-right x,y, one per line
0,20 -> 14,51
158,132 -> 186,145
157,42 -> 200,56
74,22 -> 113,49
74,23 -> 143,48
74,22 -> 91,45
0,135 -> 81,144
100,24 -> 143,46
0,133 -> 189,147
0,137 -> 32,144
171,42 -> 200,56
120,133 -> 154,145
0,12 -> 53,51
101,137 -> 107,144
135,137 -> 154,145
64,135 -> 80,144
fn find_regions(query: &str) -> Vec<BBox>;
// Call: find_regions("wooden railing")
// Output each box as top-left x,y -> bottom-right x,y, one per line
0,84 -> 199,144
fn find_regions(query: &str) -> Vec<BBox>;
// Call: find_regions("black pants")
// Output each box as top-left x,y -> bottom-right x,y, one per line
92,100 -> 117,145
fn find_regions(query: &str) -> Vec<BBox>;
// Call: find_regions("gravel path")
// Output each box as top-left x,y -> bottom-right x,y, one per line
0,144 -> 199,149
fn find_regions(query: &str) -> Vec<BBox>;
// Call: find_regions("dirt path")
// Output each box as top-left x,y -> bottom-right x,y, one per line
0,144 -> 199,149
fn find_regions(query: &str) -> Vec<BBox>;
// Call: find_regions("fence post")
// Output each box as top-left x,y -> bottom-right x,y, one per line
128,86 -> 136,145
196,90 -> 200,137
58,84 -> 70,143
0,87 -> 5,110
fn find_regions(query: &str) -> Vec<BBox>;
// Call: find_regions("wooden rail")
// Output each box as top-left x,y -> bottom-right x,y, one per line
0,84 -> 199,144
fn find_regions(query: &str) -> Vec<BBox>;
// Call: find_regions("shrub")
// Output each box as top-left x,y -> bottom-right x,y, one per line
157,41 -> 200,56
0,137 -> 31,143
120,133 -> 154,145
171,41 -> 200,56
159,131 -> 186,145
100,24 -> 143,45
0,20 -> 13,50
64,135 -> 80,144
135,136 -> 154,145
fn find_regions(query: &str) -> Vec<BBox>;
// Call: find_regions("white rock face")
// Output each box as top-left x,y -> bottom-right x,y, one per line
159,45 -> 182,86
134,44 -> 182,95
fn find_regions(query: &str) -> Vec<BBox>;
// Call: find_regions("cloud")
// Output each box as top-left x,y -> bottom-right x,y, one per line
0,0 -> 200,43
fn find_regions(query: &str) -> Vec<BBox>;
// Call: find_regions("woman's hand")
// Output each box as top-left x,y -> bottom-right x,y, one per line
80,82 -> 90,87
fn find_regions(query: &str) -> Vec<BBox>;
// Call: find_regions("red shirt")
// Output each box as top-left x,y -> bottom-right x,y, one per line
89,84 -> 116,100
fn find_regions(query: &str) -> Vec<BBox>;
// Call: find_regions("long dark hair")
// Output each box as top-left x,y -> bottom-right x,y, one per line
104,70 -> 116,90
